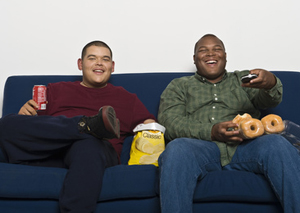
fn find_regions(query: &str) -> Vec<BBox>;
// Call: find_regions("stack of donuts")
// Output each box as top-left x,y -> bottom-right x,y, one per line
232,113 -> 285,139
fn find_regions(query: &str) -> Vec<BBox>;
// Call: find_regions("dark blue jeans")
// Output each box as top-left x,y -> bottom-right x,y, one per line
0,114 -> 118,213
159,135 -> 300,213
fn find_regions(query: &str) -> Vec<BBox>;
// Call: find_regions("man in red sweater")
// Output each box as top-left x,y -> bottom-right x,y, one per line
0,41 -> 155,213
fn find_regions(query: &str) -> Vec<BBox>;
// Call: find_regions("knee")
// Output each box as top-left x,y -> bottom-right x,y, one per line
78,139 -> 107,157
258,134 -> 295,156
159,138 -> 212,164
159,139 -> 187,165
0,114 -> 15,129
65,138 -> 107,165
162,138 -> 190,157
159,139 -> 194,173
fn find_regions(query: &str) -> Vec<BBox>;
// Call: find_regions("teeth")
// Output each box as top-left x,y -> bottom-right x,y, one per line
206,60 -> 217,64
94,70 -> 104,72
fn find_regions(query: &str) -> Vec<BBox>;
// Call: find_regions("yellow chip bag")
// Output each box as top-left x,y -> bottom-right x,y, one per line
128,123 -> 166,167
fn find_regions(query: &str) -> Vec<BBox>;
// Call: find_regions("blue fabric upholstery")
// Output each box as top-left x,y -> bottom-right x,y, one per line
0,162 -> 158,201
1,71 -> 297,212
194,171 -> 277,202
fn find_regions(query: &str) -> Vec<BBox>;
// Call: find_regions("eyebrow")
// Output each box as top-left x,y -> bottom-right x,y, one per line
87,54 -> 111,59
198,44 -> 223,49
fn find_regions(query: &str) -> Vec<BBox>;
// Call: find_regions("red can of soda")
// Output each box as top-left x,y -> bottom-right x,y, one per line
32,85 -> 47,110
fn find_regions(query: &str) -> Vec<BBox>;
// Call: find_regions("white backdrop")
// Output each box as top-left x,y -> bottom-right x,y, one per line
1,0 -> 299,116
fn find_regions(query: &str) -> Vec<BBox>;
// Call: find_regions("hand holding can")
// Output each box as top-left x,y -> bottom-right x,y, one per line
32,85 -> 47,110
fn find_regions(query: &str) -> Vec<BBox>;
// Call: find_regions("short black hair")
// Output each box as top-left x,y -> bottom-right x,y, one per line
81,41 -> 113,59
194,34 -> 225,54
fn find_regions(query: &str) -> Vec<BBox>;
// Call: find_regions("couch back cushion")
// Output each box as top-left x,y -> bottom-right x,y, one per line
4,72 -> 299,123
260,71 -> 300,124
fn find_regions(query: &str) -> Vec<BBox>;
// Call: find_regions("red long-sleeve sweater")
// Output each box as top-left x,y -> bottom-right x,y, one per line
38,81 -> 155,156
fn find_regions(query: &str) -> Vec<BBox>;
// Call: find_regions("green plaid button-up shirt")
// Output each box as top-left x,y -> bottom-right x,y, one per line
158,70 -> 283,166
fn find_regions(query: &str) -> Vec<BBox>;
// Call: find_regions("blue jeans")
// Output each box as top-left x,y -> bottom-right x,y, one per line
158,135 -> 300,213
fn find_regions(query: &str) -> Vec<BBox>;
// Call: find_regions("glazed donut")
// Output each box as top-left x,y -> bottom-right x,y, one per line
261,114 -> 285,134
232,113 -> 264,139
238,118 -> 264,139
232,113 -> 252,125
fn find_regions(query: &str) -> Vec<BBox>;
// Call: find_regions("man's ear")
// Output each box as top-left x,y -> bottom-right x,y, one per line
111,61 -> 115,73
77,58 -> 83,70
193,55 -> 195,64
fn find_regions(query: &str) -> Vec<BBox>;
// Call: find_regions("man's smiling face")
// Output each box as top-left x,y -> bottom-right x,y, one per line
78,45 -> 115,88
193,35 -> 227,83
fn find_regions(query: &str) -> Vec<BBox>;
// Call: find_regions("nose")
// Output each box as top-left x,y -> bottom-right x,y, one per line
96,59 -> 103,65
206,49 -> 215,56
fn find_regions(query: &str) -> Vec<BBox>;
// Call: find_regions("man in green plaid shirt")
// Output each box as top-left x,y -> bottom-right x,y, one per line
158,34 -> 300,213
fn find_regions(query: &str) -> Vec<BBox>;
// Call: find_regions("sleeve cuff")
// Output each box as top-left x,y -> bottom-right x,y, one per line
264,76 -> 282,97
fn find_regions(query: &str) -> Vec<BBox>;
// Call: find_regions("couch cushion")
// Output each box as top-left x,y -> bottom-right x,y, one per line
194,170 -> 279,203
0,163 -> 158,201
0,163 -> 66,199
99,164 -> 159,201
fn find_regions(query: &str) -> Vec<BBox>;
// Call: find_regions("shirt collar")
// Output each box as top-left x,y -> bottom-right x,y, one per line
194,70 -> 228,84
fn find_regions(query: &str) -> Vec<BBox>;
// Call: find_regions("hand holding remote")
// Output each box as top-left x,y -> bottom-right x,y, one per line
241,69 -> 276,90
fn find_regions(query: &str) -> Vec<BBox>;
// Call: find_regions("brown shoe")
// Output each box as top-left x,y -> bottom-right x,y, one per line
78,106 -> 120,139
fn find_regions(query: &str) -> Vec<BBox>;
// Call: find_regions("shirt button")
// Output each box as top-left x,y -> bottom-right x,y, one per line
214,84 -> 217,87
212,117 -> 215,120
212,106 -> 216,109
215,98 -> 218,101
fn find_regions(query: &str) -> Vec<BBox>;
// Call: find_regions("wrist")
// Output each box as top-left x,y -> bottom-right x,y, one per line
211,125 -> 216,141
265,74 -> 277,90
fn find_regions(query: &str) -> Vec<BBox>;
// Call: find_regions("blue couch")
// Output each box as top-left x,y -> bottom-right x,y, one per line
1,71 -> 298,213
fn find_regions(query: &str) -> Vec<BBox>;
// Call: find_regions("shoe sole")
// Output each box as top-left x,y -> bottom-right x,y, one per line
101,106 -> 120,139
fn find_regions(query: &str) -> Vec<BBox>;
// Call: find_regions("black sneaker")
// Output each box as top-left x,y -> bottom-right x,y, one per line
78,106 -> 120,139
